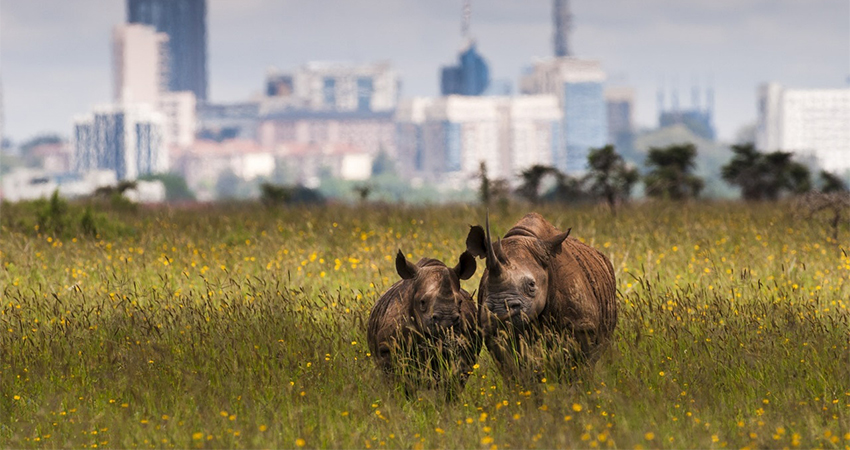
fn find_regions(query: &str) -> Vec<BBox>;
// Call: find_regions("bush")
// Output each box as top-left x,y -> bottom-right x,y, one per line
260,183 -> 325,207
2,191 -> 133,239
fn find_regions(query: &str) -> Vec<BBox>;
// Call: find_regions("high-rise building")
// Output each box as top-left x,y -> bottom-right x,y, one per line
158,91 -> 196,150
440,41 -> 490,96
264,62 -> 399,113
197,101 -> 260,141
74,103 -> 166,180
440,0 -> 490,97
127,0 -> 208,101
113,24 -> 169,105
259,62 -> 399,183
756,82 -> 850,173
605,87 -> 636,159
395,95 -> 562,186
259,110 -> 396,159
657,83 -> 715,141
520,58 -> 608,174
605,87 -> 633,140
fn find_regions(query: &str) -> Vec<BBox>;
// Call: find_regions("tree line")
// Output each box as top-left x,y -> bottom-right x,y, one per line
478,142 -> 848,209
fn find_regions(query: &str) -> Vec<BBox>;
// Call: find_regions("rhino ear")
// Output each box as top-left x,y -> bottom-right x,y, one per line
545,228 -> 571,255
465,225 -> 488,258
396,250 -> 417,280
454,251 -> 477,280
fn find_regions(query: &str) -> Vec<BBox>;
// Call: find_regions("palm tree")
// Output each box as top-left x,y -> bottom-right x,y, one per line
643,143 -> 703,200
585,144 -> 639,210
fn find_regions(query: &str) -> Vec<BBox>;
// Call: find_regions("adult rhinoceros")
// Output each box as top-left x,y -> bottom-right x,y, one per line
465,212 -> 617,382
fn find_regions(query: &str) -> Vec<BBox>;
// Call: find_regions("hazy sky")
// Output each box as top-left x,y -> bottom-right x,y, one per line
1,0 -> 848,143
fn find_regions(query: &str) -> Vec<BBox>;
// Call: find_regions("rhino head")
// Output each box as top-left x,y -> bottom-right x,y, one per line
465,215 -> 570,329
395,250 -> 476,335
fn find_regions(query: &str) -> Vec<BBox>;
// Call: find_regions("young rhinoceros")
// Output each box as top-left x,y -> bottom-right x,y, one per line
465,213 -> 617,383
367,250 -> 481,399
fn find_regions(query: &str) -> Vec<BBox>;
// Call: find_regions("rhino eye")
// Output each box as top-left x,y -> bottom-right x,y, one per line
523,278 -> 537,295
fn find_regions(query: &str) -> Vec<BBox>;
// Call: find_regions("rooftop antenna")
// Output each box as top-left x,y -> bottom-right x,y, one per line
553,0 -> 572,57
462,0 -> 472,39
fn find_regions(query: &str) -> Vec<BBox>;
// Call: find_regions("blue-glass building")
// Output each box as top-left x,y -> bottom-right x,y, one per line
519,58 -> 611,174
443,121 -> 463,172
440,42 -> 490,96
561,81 -> 608,173
127,0 -> 208,101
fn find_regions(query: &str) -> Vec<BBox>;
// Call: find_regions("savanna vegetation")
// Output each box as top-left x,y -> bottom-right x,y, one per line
1,198 -> 848,449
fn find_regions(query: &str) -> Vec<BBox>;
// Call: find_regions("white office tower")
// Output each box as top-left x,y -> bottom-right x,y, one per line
74,103 -> 167,180
113,24 -> 169,104
508,96 -> 563,175
395,95 -> 562,187
158,91 -> 196,149
264,61 -> 400,113
757,82 -> 850,172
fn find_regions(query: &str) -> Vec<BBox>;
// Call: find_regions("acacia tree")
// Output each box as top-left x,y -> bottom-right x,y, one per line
139,173 -> 195,202
643,143 -> 704,200
721,143 -> 811,200
800,171 -> 850,242
819,170 -> 848,193
543,171 -> 590,204
516,164 -> 558,205
585,144 -> 639,210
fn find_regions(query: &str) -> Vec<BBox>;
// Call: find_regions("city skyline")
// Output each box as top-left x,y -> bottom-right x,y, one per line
1,0 -> 848,143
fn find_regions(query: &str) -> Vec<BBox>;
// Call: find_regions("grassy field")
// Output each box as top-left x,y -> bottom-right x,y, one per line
2,201 -> 848,449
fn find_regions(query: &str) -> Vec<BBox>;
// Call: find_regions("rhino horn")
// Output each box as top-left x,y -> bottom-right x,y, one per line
485,213 -> 503,276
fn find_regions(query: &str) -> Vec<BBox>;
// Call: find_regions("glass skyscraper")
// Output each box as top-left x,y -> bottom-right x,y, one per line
520,58 -> 609,174
440,42 -> 490,97
127,0 -> 208,101
562,81 -> 607,173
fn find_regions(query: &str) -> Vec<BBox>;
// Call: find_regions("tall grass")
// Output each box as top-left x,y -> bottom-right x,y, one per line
1,201 -> 848,448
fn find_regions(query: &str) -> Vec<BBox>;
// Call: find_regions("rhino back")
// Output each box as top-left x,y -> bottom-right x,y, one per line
504,213 -> 559,240
545,237 -> 618,345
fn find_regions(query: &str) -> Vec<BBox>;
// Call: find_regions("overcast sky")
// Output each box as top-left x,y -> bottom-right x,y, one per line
1,0 -> 848,143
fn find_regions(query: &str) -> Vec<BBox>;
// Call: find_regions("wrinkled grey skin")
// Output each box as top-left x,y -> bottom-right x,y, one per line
367,250 -> 481,398
466,213 -> 618,382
